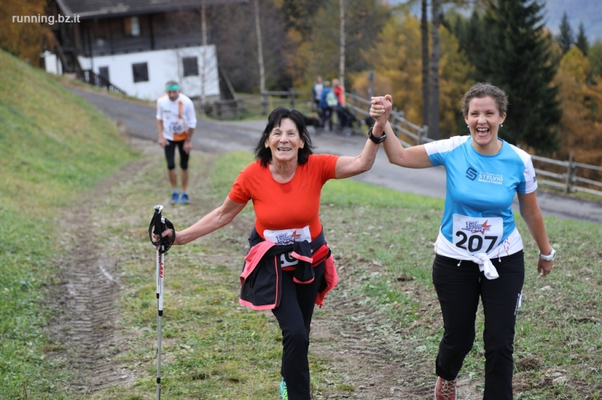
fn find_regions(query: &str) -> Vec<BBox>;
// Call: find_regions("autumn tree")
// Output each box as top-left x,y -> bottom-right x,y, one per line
554,46 -> 602,166
355,9 -> 472,136
556,12 -> 574,54
474,0 -> 561,153
209,1 -> 289,92
302,0 -> 389,88
355,11 -> 423,123
0,0 -> 54,66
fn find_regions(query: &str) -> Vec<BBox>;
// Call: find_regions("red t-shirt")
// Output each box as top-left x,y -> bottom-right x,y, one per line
228,154 -> 339,240
333,85 -> 345,105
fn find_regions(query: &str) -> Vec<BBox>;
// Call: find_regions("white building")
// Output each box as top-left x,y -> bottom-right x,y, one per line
44,0 -> 247,101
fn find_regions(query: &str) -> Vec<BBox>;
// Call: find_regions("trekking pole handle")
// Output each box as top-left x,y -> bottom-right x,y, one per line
149,205 -> 175,253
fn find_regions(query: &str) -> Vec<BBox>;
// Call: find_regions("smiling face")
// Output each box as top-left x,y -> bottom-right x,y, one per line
465,96 -> 507,155
265,118 -> 304,165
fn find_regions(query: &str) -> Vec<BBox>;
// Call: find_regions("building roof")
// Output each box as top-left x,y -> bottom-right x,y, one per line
56,0 -> 248,19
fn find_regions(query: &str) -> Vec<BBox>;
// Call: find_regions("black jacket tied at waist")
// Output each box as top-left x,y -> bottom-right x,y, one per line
239,228 -> 337,310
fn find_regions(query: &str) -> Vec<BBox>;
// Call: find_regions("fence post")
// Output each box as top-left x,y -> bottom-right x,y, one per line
565,152 -> 576,193
216,102 -> 222,120
261,91 -> 268,115
289,88 -> 295,109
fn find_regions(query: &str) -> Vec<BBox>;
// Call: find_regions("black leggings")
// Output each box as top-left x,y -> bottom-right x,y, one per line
432,251 -> 524,400
271,264 -> 324,400
164,139 -> 189,170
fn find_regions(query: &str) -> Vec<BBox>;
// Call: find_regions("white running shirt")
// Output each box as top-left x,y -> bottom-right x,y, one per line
156,93 -> 197,141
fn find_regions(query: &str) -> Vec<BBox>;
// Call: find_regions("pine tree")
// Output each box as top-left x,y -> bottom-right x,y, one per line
556,12 -> 574,55
476,0 -> 561,153
575,22 -> 589,57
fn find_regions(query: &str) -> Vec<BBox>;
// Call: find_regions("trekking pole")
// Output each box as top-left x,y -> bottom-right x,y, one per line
148,205 -> 175,400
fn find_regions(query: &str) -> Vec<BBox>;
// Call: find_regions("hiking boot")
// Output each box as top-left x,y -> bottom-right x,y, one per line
181,192 -> 190,204
170,190 -> 179,205
434,376 -> 457,400
279,379 -> 288,400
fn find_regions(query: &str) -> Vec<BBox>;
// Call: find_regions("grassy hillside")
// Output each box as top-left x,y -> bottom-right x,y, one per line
0,50 -> 138,397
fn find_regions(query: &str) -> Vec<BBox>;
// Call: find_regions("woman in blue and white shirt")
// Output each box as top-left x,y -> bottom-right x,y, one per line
369,83 -> 555,400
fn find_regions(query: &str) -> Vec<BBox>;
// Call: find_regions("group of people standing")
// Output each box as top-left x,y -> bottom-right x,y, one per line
154,80 -> 555,400
312,76 -> 352,135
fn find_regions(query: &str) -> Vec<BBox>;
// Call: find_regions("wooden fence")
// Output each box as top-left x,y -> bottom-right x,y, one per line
206,89 -> 602,197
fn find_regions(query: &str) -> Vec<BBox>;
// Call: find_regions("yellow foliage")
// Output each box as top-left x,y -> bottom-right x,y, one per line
0,0 -> 54,66
560,47 -> 590,85
355,12 -> 422,124
351,10 -> 473,136
554,49 -> 602,165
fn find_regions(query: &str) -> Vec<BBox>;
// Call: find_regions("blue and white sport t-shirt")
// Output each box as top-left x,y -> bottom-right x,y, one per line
425,135 -> 537,261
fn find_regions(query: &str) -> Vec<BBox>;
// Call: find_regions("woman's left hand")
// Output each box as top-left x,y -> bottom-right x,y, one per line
537,259 -> 554,277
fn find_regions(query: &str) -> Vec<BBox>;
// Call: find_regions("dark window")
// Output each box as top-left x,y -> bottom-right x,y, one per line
132,62 -> 148,82
182,57 -> 198,77
98,66 -> 109,82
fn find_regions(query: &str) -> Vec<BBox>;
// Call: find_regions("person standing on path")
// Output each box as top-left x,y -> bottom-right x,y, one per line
370,83 -> 555,400
154,106 -> 385,400
312,76 -> 323,113
156,81 -> 197,205
319,81 -> 337,132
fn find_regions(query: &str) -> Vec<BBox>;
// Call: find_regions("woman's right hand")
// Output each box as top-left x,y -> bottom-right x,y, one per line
152,229 -> 175,249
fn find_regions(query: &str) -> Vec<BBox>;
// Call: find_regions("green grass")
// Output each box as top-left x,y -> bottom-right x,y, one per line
0,50 -> 138,399
2,49 -> 602,399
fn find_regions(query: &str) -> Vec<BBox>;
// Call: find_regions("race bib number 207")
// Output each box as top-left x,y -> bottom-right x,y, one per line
452,214 -> 503,255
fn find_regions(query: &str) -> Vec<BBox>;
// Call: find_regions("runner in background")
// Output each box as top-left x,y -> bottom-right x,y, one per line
156,81 -> 197,205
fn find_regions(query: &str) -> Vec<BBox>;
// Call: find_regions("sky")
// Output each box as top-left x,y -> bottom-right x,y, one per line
388,0 -> 602,42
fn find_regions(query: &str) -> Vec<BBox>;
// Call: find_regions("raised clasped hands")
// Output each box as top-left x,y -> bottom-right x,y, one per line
370,94 -> 393,127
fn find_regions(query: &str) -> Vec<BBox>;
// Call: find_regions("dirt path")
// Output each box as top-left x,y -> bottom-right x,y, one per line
51,156 -> 152,393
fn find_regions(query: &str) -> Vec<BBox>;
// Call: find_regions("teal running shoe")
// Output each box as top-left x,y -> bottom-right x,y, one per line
279,379 -> 288,400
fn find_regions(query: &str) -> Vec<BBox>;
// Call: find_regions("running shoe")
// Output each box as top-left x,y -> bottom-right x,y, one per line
434,376 -> 457,400
279,379 -> 288,400
181,191 -> 190,205
170,190 -> 179,205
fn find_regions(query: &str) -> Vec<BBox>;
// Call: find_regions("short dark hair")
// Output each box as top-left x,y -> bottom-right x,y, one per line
461,82 -> 509,117
254,107 -> 315,167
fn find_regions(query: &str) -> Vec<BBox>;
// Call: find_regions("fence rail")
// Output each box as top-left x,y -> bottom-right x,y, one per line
206,89 -> 602,198
75,69 -> 126,95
